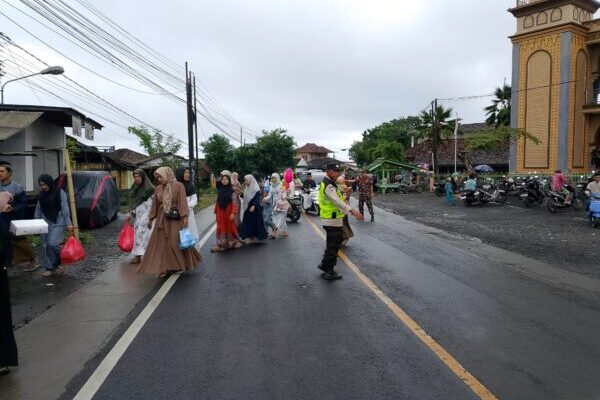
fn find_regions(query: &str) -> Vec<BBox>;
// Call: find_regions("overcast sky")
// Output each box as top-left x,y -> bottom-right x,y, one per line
1,0 -> 525,160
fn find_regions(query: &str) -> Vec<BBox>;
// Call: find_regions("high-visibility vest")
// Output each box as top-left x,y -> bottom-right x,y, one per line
318,177 -> 344,219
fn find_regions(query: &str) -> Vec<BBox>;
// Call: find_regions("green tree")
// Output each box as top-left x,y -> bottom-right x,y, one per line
253,128 -> 296,175
350,116 -> 420,167
128,126 -> 183,169
418,105 -> 455,173
201,134 -> 235,175
485,84 -> 511,128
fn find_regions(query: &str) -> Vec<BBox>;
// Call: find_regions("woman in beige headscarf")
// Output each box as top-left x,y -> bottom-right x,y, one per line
137,166 -> 201,277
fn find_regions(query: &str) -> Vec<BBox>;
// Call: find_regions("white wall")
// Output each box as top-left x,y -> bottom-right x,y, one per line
0,118 -> 65,191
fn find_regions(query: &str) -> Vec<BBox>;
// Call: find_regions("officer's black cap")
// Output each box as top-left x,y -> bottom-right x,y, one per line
326,163 -> 341,171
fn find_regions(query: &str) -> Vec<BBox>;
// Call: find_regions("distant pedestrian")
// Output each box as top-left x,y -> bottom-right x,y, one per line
261,183 -> 275,233
127,169 -> 155,264
239,174 -> 268,243
212,170 -> 242,252
137,167 -> 201,277
318,163 -> 364,281
0,162 -> 21,375
357,169 -> 375,222
428,166 -> 435,193
336,176 -> 354,245
231,172 -> 243,226
176,166 -> 200,249
34,174 -> 73,277
269,172 -> 288,238
445,177 -> 455,205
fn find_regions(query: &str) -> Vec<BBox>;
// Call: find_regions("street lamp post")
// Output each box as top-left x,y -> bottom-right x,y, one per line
0,66 -> 64,104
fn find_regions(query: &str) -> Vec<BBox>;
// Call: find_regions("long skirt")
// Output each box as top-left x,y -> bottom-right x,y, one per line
240,207 -> 268,241
0,238 -> 18,367
40,221 -> 66,271
272,210 -> 287,233
215,204 -> 241,249
263,202 -> 274,230
137,214 -> 201,275
342,216 -> 354,241
132,198 -> 154,257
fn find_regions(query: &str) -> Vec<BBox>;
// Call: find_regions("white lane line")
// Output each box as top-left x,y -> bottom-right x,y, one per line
74,224 -> 217,400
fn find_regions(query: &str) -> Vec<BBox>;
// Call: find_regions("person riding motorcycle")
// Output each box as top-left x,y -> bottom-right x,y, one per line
464,173 -> 477,192
301,173 -> 317,212
551,170 -> 571,205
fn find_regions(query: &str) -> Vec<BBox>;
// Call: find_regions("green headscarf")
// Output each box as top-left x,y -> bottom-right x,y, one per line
129,169 -> 155,210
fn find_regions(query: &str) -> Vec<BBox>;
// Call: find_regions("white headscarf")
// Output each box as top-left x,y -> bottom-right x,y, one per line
243,174 -> 260,210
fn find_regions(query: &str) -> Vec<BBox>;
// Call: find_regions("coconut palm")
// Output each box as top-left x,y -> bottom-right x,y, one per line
485,84 -> 511,128
418,105 -> 455,173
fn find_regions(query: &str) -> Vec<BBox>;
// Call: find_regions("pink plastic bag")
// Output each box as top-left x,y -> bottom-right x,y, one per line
118,223 -> 134,253
60,236 -> 86,265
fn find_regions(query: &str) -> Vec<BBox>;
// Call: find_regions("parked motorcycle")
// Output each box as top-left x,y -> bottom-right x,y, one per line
399,181 -> 424,194
546,185 -> 584,213
460,181 -> 506,206
499,176 -> 521,197
287,189 -> 303,222
519,177 -> 545,207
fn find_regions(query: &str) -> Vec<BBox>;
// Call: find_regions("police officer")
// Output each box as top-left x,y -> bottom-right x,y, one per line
317,163 -> 363,281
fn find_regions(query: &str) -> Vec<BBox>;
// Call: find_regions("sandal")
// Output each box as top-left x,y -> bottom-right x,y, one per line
0,366 -> 9,376
42,270 -> 54,277
129,256 -> 141,264
211,246 -> 223,253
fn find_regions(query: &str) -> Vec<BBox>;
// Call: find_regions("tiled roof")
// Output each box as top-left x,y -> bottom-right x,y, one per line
109,148 -> 148,164
296,143 -> 332,154
406,138 -> 509,166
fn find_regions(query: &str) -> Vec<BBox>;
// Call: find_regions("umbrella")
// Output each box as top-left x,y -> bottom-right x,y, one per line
474,165 -> 495,173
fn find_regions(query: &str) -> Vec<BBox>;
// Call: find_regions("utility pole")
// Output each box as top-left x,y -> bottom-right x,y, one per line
240,126 -> 244,175
192,73 -> 200,188
185,62 -> 195,178
432,98 -> 439,174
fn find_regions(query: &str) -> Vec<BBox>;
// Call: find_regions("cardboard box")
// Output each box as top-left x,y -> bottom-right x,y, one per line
10,219 -> 49,236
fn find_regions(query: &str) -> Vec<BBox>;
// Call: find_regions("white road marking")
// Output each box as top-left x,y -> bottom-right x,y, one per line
73,224 -> 217,400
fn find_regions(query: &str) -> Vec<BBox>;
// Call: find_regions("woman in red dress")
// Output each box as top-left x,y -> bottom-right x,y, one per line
212,170 -> 242,252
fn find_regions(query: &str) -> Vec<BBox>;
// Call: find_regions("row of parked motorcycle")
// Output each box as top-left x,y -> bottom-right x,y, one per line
434,176 -> 589,214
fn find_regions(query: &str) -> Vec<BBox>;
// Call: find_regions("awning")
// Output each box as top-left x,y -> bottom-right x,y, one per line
0,111 -> 43,141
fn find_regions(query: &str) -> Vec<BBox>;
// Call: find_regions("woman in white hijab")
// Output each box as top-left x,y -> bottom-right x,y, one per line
238,174 -> 268,242
264,172 -> 288,238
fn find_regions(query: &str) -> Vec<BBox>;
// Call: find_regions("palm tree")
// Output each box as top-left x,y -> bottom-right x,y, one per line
485,84 -> 511,128
418,105 -> 454,174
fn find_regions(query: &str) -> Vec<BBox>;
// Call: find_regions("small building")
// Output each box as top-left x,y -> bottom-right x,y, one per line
295,143 -> 333,163
366,158 -> 420,183
70,142 -> 139,190
0,104 -> 102,191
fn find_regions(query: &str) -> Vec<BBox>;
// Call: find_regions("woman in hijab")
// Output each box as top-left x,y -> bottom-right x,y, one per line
337,176 -> 354,246
176,166 -> 200,249
212,170 -> 242,252
34,174 -> 73,277
266,172 -> 288,238
239,174 -> 268,243
137,167 -> 201,277
127,169 -> 155,264
231,172 -> 243,227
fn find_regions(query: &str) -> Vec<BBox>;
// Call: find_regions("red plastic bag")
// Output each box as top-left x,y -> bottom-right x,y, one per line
60,236 -> 86,265
118,223 -> 134,253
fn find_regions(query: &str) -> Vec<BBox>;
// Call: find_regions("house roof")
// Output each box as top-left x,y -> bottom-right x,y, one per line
296,143 -> 332,154
406,138 -> 509,167
0,111 -> 43,141
109,148 -> 148,164
460,122 -> 488,133
0,104 -> 103,129
366,158 -> 418,172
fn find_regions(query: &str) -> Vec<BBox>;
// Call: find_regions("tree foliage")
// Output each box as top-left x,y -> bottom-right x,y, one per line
418,105 -> 456,173
484,84 -> 511,128
349,117 -> 419,167
128,126 -> 183,169
202,128 -> 296,177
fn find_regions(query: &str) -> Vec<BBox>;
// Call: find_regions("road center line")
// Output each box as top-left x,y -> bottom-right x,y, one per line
73,223 -> 217,400
303,215 -> 498,400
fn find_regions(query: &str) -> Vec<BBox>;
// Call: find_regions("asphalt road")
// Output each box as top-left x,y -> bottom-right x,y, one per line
64,205 -> 600,400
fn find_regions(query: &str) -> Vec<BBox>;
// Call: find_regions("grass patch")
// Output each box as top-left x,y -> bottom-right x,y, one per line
196,193 -> 216,212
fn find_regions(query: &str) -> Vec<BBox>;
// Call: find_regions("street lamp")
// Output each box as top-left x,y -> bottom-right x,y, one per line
1,66 -> 64,104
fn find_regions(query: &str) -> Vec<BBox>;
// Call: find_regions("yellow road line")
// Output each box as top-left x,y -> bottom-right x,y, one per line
303,215 -> 498,400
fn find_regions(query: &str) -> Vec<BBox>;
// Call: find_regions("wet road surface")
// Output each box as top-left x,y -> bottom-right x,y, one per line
64,205 -> 600,400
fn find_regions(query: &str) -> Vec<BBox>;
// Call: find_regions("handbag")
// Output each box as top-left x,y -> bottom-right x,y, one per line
165,208 -> 181,220
179,228 -> 197,250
